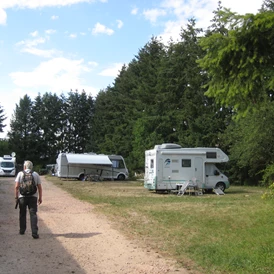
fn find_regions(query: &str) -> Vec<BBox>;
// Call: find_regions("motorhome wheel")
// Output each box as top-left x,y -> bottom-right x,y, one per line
117,174 -> 125,180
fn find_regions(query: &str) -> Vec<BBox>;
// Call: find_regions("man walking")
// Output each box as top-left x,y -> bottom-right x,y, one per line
15,160 -> 42,239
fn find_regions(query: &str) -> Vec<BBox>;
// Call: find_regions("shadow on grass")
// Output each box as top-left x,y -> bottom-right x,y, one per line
149,187 -> 262,196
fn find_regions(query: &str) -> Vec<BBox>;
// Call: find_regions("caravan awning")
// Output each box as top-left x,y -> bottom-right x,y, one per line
66,154 -> 113,166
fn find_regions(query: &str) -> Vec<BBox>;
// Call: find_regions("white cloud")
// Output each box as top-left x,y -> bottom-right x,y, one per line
221,0 -> 261,14
69,33 -> 77,38
0,0 -> 108,25
0,8 -> 7,25
16,37 -> 45,48
9,57 -> 97,94
99,63 -> 123,77
45,29 -> 56,35
30,30 -> 39,37
0,0 -> 104,9
23,48 -> 60,58
116,19 -> 123,29
131,7 -> 138,15
143,8 -> 167,23
92,22 -> 114,35
156,0 -> 263,44
16,35 -> 60,58
0,57 -> 98,138
88,61 -> 98,67
159,20 -> 184,43
51,15 -> 59,20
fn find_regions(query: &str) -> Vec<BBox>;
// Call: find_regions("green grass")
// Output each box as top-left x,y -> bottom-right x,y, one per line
47,176 -> 274,274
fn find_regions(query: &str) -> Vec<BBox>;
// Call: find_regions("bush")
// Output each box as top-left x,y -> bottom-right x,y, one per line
261,182 -> 274,199
261,163 -> 274,187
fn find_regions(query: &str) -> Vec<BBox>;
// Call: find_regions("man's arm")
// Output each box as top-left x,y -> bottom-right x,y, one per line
14,172 -> 22,199
14,181 -> 20,209
37,184 -> 42,205
15,182 -> 20,199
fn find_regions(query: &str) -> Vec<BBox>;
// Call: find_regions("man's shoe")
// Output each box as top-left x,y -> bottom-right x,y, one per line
19,231 -> 25,235
32,234 -> 39,239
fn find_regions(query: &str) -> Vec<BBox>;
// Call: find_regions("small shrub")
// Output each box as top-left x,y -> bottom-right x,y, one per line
261,163 -> 274,187
261,182 -> 274,199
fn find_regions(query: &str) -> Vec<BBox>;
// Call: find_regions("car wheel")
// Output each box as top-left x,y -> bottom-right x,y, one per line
215,182 -> 226,192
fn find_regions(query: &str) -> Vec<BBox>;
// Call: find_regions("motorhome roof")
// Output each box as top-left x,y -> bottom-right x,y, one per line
3,155 -> 12,159
155,143 -> 182,149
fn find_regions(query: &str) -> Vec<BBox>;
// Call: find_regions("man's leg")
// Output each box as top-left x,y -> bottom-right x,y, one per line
19,198 -> 27,234
28,197 -> 39,238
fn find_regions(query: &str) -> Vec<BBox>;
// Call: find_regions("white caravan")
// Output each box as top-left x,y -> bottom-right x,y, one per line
56,153 -> 129,180
144,143 -> 230,192
0,154 -> 16,177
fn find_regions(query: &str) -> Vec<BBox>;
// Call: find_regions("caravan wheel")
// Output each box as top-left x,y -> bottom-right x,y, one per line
79,174 -> 85,181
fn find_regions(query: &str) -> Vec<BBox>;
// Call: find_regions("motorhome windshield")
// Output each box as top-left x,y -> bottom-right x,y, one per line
1,162 -> 14,168
111,159 -> 125,168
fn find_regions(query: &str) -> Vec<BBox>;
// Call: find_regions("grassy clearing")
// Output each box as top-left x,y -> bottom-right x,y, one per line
47,176 -> 274,274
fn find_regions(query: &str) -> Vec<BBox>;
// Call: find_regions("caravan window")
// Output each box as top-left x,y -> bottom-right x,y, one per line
150,159 -> 154,168
181,159 -> 191,167
112,159 -> 125,169
206,152 -> 217,159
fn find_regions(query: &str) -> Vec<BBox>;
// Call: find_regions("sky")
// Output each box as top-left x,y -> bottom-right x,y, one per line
0,0 -> 263,138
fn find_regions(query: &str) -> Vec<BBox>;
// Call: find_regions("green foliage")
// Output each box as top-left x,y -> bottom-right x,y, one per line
8,95 -> 37,164
8,92 -> 95,165
261,163 -> 274,188
261,0 -> 274,11
65,90 -> 94,153
92,37 -> 167,171
261,182 -> 274,199
0,104 -> 6,132
0,139 -> 10,155
199,8 -> 274,116
221,102 -> 274,185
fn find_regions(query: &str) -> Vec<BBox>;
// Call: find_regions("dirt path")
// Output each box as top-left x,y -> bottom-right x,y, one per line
0,176 -> 190,274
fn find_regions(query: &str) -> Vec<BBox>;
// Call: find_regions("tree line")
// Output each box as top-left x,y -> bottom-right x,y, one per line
0,0 -> 273,185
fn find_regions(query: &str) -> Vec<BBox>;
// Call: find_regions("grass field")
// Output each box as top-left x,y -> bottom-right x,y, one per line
47,176 -> 274,274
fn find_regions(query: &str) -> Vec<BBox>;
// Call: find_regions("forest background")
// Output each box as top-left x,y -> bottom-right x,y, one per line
0,0 -> 273,187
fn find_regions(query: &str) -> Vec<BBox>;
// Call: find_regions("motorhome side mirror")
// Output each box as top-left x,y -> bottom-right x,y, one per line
214,170 -> 220,176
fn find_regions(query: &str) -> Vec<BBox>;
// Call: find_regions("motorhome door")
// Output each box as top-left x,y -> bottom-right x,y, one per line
194,157 -> 203,185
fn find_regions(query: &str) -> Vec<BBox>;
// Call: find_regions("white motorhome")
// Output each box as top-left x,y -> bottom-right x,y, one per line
0,154 -> 16,177
144,143 -> 230,192
56,153 -> 129,181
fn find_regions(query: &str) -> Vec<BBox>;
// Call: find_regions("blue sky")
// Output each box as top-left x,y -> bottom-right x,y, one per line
0,0 -> 263,138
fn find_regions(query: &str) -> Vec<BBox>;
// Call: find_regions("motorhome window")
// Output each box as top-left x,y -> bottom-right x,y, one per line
1,162 -> 14,168
206,152 -> 217,159
182,159 -> 191,167
112,160 -> 125,169
172,170 -> 179,173
150,159 -> 154,168
172,159 -> 178,163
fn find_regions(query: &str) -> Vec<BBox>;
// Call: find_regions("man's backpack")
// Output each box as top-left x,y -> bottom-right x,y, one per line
19,171 -> 37,196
